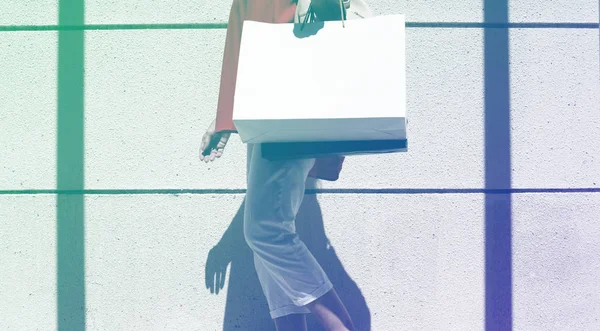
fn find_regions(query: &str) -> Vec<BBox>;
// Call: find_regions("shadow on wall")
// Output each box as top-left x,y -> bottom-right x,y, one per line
205,178 -> 371,331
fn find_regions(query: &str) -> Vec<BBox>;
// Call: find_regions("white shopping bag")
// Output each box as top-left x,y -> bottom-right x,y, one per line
232,12 -> 406,150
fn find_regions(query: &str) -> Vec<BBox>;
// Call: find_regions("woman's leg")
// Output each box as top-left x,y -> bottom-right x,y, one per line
305,288 -> 356,331
271,290 -> 356,331
244,143 -> 332,324
274,313 -> 308,331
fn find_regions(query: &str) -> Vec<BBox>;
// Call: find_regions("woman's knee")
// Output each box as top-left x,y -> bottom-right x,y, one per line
243,213 -> 267,251
243,214 -> 295,253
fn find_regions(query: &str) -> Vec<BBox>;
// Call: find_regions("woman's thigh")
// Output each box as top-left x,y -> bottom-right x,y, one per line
245,143 -> 315,224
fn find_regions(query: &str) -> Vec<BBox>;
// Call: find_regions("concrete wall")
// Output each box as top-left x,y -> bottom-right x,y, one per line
1,1 -> 599,330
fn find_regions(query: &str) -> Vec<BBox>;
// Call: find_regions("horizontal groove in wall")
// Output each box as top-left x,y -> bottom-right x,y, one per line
0,188 -> 599,195
0,22 -> 598,32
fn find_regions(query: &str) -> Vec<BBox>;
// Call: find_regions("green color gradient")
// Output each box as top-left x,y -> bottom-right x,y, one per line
57,0 -> 85,330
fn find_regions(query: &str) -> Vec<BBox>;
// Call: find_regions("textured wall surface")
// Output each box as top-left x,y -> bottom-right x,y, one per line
1,1 -> 599,330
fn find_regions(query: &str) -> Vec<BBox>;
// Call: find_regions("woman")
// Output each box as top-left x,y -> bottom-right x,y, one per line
200,1 -> 355,330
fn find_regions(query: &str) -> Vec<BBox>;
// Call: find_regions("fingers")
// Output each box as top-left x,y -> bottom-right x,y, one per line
205,247 -> 229,295
199,133 -> 212,161
206,249 -> 215,292
213,268 -> 227,294
200,132 -> 229,163
206,149 -> 221,162
200,140 -> 214,163
205,263 -> 210,290
213,267 -> 226,294
208,272 -> 217,294
213,133 -> 229,160
219,267 -> 227,290
214,272 -> 219,294
206,270 -> 214,294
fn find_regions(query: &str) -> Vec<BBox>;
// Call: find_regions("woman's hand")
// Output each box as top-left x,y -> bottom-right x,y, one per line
200,119 -> 230,163
311,0 -> 345,21
205,245 -> 230,294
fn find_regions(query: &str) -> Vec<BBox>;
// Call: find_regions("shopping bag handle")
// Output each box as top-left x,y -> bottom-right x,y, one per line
301,0 -> 346,30
338,0 -> 346,27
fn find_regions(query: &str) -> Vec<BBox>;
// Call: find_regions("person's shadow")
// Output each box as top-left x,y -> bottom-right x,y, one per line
205,178 -> 371,330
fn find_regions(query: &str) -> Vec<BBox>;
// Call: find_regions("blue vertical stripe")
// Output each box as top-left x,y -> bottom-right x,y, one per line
484,1 -> 513,330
